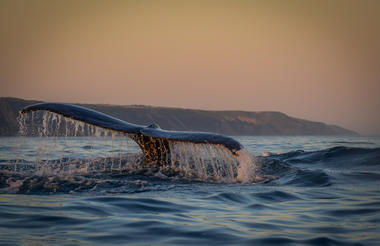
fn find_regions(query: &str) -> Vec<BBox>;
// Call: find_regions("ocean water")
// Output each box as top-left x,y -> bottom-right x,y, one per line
1,135 -> 380,245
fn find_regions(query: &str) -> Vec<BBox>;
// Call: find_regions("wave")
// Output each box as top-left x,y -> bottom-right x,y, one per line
270,146 -> 380,166
276,169 -> 332,187
331,141 -> 375,145
0,146 -> 379,194
246,237 -> 365,246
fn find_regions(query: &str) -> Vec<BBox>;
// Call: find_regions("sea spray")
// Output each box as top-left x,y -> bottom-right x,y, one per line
15,110 -> 259,183
237,149 -> 260,183
168,141 -> 240,182
15,111 -> 140,175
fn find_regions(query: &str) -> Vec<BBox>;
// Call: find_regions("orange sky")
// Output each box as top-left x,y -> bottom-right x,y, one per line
1,0 -> 379,135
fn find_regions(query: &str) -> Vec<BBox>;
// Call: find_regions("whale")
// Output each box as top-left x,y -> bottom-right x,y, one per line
20,103 -> 243,166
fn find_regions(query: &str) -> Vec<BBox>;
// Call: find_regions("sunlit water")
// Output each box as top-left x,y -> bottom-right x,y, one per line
1,135 -> 380,245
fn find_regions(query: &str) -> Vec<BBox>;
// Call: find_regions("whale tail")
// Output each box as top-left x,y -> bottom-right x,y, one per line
20,103 -> 243,166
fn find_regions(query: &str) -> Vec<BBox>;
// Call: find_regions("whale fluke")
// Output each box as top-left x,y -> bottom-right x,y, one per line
20,103 -> 243,165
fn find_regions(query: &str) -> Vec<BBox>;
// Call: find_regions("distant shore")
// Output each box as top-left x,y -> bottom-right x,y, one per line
0,97 -> 357,136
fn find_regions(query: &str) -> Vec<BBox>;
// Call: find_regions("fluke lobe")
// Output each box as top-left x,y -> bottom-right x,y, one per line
20,103 -> 243,166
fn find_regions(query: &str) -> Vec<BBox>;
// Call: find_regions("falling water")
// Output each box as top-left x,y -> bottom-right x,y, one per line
15,111 -> 258,183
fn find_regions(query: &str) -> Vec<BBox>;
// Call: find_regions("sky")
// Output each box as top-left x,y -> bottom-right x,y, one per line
1,0 -> 379,135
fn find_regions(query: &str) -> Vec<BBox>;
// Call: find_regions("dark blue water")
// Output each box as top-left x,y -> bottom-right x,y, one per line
1,136 -> 380,245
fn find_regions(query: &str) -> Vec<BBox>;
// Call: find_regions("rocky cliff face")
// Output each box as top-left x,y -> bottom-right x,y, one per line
0,97 -> 357,136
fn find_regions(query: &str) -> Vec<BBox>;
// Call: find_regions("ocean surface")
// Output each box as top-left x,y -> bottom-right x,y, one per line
1,135 -> 380,245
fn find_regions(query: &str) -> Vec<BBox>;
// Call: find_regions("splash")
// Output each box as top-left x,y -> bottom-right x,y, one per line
14,111 -> 259,183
